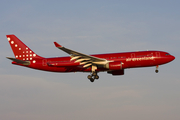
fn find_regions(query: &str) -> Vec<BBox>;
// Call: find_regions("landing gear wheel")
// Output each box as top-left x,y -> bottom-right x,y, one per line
87,71 -> 99,82
90,78 -> 95,82
94,75 -> 99,79
87,75 -> 92,79
155,70 -> 159,73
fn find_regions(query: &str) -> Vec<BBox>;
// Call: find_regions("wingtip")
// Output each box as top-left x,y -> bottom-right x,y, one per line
54,42 -> 62,47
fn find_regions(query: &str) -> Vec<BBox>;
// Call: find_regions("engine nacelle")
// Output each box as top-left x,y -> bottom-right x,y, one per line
105,61 -> 123,70
107,69 -> 124,75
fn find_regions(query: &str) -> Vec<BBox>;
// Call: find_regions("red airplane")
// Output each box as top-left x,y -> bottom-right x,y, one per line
6,35 -> 175,82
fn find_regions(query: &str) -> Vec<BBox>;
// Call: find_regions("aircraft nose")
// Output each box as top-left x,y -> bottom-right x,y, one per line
171,55 -> 175,61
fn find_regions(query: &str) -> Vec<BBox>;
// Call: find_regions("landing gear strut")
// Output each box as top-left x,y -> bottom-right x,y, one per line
87,72 -> 99,82
155,65 -> 159,73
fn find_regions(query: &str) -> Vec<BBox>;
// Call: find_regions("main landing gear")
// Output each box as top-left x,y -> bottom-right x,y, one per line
87,72 -> 99,82
155,65 -> 159,73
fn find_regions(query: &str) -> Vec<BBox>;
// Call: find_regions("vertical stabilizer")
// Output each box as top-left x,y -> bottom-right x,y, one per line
6,35 -> 43,61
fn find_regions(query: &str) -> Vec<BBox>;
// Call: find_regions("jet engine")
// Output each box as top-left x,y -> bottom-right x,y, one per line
107,69 -> 124,75
104,61 -> 123,70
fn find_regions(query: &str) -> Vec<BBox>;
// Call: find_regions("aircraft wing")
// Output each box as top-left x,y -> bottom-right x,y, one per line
54,42 -> 109,68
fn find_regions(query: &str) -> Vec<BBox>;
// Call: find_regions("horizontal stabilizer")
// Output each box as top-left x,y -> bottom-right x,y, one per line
6,57 -> 30,65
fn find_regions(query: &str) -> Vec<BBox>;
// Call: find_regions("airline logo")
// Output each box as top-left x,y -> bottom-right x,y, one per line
126,56 -> 155,62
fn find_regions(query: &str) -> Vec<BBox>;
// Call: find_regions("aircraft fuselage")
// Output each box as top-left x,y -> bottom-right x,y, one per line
12,51 -> 175,72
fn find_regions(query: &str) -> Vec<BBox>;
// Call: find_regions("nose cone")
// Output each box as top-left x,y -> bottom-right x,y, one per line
169,55 -> 175,61
171,55 -> 175,61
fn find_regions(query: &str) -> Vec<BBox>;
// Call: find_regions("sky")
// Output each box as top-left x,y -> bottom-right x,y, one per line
0,0 -> 180,120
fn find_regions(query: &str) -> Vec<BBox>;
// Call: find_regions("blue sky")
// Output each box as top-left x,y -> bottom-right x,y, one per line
0,1 -> 180,120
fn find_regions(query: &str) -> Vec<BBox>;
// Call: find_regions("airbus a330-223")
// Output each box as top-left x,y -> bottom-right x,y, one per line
6,35 -> 175,82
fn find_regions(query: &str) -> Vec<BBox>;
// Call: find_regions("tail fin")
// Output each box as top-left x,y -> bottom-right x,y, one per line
6,34 -> 43,61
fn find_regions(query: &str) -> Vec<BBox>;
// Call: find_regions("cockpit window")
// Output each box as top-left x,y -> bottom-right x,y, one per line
165,53 -> 170,56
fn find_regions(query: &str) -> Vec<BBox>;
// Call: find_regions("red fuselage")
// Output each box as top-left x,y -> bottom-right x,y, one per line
12,50 -> 175,73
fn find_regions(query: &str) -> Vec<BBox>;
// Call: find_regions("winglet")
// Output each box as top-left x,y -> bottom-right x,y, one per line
54,42 -> 62,47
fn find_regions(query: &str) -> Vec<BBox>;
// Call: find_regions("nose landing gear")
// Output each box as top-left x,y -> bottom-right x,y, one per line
155,65 -> 159,73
